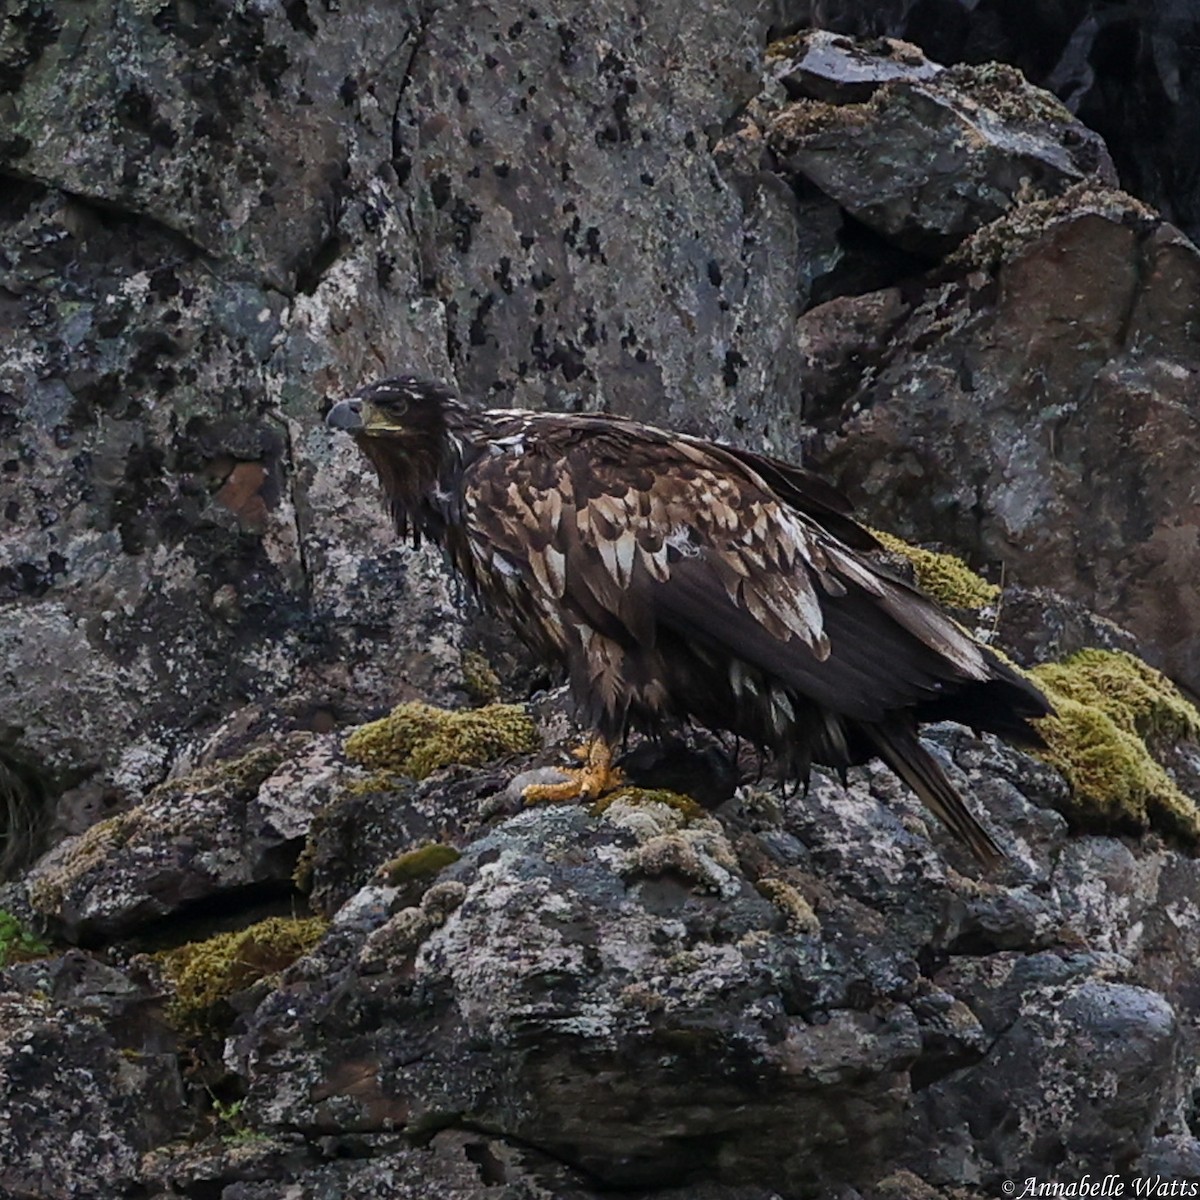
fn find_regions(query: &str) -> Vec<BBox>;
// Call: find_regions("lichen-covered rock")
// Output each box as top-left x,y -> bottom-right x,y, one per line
773,1 -> 1200,249
220,733 -> 1200,1194
0,989 -> 161,1196
914,965 -> 1178,1181
232,801 -> 925,1194
748,33 -> 1115,255
803,186 -> 1200,695
24,734 -> 337,940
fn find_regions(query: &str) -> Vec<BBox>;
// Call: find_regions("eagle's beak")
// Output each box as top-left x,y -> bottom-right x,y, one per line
326,397 -> 364,431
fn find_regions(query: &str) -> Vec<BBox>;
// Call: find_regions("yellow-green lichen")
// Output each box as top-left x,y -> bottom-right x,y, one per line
591,787 -> 707,822
344,702 -> 539,779
460,650 -> 502,704
1029,649 -> 1200,842
158,916 -> 329,1034
27,813 -> 132,914
870,528 -> 1000,609
756,877 -> 821,936
378,842 -> 461,888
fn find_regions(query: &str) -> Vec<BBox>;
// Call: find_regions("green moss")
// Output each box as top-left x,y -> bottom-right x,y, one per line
1030,649 -> 1200,841
0,909 -> 49,966
461,650 -> 502,704
158,916 -> 329,1035
755,878 -> 820,936
591,787 -> 707,822
343,769 -> 405,796
344,701 -> 539,779
870,528 -> 1000,609
1034,649 -> 1200,743
379,842 -> 462,888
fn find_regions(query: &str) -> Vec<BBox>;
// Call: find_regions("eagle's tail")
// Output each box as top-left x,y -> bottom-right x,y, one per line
864,724 -> 1003,866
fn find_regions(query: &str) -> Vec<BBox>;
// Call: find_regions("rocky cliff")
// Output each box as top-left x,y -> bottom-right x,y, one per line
3,1 -> 1200,1196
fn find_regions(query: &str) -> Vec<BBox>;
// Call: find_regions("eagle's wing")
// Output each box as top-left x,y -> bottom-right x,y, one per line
461,418 -> 1035,727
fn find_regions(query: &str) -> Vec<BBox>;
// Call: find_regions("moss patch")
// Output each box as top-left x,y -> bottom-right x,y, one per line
756,878 -> 821,936
158,916 -> 329,1035
1030,649 -> 1200,842
378,841 -> 461,888
591,787 -> 707,823
344,702 -> 539,780
870,528 -> 1000,609
460,650 -> 502,704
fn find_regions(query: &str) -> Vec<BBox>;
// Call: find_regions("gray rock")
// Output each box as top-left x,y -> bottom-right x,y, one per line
762,36 -> 1115,255
23,734 -> 337,940
233,799 -> 924,1194
0,989 -> 157,1196
771,1 -> 1200,248
916,978 -> 1178,1183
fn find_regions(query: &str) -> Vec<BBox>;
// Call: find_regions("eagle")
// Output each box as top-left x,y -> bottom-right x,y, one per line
326,375 -> 1050,864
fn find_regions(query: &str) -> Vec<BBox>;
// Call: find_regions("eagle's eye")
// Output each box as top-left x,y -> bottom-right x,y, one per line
375,391 -> 409,419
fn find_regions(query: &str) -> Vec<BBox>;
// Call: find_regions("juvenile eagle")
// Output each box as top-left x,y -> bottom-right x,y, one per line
327,375 -> 1050,864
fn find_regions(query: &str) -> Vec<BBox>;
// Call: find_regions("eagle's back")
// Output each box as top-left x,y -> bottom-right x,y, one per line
444,409 -> 1046,771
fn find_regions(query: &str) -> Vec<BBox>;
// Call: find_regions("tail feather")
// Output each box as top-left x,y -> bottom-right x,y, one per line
865,725 -> 1003,866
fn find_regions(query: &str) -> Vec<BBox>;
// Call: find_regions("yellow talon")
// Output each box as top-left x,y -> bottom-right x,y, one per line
523,739 -> 625,804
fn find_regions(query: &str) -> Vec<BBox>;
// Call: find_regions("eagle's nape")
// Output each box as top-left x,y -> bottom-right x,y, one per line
327,374 -> 1053,867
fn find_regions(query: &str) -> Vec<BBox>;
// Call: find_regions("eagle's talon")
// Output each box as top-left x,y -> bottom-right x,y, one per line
522,739 -> 624,805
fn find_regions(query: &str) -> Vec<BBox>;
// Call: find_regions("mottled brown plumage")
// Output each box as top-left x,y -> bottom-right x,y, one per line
327,375 -> 1051,864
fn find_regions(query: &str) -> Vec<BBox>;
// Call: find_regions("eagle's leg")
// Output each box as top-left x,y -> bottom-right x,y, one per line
523,737 -> 625,804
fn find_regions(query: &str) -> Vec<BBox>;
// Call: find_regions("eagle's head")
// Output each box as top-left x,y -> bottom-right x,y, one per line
326,375 -> 464,535
326,375 -> 459,442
